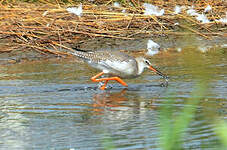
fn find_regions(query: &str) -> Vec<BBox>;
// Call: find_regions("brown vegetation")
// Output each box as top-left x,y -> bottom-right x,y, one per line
0,0 -> 226,57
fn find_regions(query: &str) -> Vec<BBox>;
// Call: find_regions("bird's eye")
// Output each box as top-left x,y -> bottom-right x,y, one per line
145,60 -> 150,65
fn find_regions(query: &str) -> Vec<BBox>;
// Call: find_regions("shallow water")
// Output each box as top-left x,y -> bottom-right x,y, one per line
0,40 -> 227,149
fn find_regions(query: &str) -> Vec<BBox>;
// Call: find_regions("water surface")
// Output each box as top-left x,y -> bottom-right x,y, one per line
0,40 -> 226,149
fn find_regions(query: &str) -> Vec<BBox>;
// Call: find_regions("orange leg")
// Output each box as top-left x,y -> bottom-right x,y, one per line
90,72 -> 128,90
100,80 -> 108,90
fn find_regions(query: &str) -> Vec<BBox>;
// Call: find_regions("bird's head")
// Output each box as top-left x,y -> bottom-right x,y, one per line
136,57 -> 168,79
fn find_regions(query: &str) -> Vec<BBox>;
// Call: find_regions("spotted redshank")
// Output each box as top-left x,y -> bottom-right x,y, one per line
72,48 -> 168,90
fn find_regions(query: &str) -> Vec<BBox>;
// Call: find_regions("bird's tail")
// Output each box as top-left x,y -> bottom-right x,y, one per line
70,48 -> 94,61
72,48 -> 92,53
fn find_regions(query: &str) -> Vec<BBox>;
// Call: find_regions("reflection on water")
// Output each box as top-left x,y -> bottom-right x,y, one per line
92,89 -> 128,112
0,44 -> 226,149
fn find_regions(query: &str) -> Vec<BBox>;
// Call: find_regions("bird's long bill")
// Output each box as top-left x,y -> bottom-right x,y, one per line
149,66 -> 168,79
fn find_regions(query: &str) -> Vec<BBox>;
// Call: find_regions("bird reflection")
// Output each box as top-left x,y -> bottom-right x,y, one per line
91,88 -> 158,113
92,89 -> 128,112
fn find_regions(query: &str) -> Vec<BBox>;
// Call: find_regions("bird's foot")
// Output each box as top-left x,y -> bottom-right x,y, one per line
100,85 -> 106,90
98,81 -> 108,90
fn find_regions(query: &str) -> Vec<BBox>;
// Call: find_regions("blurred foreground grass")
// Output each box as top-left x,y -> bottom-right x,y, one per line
159,45 -> 227,149
159,82 -> 227,150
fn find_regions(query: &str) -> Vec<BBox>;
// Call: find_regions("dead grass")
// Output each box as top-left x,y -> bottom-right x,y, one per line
0,0 -> 226,57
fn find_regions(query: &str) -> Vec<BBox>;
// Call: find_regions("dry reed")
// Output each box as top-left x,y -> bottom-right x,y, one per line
0,0 -> 226,57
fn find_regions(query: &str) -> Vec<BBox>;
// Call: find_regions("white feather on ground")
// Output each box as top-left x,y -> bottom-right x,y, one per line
204,5 -> 212,13
146,40 -> 160,56
66,4 -> 83,16
174,5 -> 182,14
143,3 -> 164,16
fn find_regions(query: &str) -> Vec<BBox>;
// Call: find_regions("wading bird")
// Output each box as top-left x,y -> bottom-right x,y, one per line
72,48 -> 168,90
